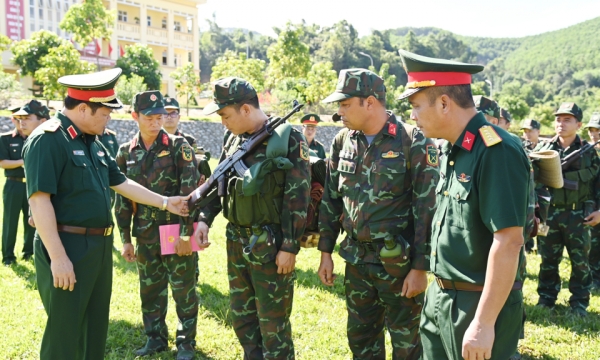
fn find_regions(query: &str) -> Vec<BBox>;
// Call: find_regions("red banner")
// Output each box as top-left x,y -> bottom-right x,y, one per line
5,0 -> 25,41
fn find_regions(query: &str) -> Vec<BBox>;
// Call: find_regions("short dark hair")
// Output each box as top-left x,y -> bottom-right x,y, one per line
358,96 -> 386,108
424,85 -> 474,109
64,96 -> 105,115
232,96 -> 260,113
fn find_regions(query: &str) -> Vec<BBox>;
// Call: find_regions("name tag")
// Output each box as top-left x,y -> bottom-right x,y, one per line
73,150 -> 85,156
10,143 -> 19,147
126,160 -> 136,165
337,159 -> 356,174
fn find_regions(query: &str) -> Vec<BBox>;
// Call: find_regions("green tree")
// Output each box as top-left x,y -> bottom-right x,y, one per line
211,50 -> 266,92
115,74 -> 147,106
0,34 -> 10,52
59,0 -> 115,69
34,41 -> 96,101
304,62 -> 337,113
116,44 -> 162,90
170,63 -> 200,116
498,95 -> 530,120
267,22 -> 311,88
11,31 -> 63,77
528,104 -> 556,134
0,72 -> 22,108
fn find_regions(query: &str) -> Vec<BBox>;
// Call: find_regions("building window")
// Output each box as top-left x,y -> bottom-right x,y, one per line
161,18 -> 167,29
47,0 -> 52,8
162,51 -> 167,65
39,0 -> 43,6
39,8 -> 43,19
174,21 -> 181,32
188,52 -> 192,62
30,6 -> 34,18
147,16 -> 151,27
118,10 -> 127,22
57,1 -> 60,10
39,24 -> 43,30
187,19 -> 192,33
31,23 -> 35,32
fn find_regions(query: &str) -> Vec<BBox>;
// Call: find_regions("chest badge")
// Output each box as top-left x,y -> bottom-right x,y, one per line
73,150 -> 85,156
97,151 -> 105,157
457,173 -> 471,183
157,150 -> 170,158
382,151 -> 399,159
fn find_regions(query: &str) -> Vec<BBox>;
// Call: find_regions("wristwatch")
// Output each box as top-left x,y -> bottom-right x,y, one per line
161,196 -> 168,211
180,236 -> 190,242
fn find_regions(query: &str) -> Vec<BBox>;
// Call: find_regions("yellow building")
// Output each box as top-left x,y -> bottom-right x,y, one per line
0,0 -> 204,97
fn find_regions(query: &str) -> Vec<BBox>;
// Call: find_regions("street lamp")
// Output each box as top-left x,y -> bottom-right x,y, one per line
484,79 -> 493,98
358,51 -> 374,68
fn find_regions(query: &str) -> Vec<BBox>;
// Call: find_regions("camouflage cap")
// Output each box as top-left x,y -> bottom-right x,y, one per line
203,77 -> 257,115
521,119 -> 541,130
132,90 -> 168,116
163,96 -> 180,110
13,99 -> 50,119
584,112 -> 600,129
322,68 -> 386,103
301,113 -> 321,125
500,108 -> 513,122
473,95 -> 500,119
554,102 -> 583,121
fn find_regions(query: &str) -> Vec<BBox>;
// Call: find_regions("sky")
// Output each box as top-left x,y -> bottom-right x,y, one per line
197,0 -> 600,38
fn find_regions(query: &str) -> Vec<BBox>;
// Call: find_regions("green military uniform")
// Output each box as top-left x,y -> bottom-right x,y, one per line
300,114 -> 327,159
319,69 -> 439,360
98,128 -> 119,207
23,68 -> 127,360
114,91 -> 199,358
397,50 -> 529,360
534,103 -> 599,314
584,112 -> 600,289
200,77 -> 310,360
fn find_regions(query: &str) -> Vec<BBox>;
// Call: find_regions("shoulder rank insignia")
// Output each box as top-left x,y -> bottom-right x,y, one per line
426,145 -> 439,167
41,120 -> 61,132
162,133 -> 169,146
382,151 -> 399,159
182,146 -> 193,162
67,125 -> 78,139
300,140 -> 310,161
479,125 -> 502,147
388,123 -> 397,136
457,173 -> 471,183
157,150 -> 170,158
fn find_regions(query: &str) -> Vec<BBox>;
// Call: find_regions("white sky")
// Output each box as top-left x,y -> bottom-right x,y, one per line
197,0 -> 600,38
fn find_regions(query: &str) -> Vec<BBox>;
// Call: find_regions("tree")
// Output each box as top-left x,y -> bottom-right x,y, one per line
211,50 -> 266,92
0,72 -> 22,109
498,95 -> 530,121
115,74 -> 147,106
170,63 -> 200,116
34,41 -> 96,100
0,34 -> 10,52
11,30 -> 63,77
304,62 -> 337,114
266,22 -> 311,88
116,44 -> 162,90
59,0 -> 115,69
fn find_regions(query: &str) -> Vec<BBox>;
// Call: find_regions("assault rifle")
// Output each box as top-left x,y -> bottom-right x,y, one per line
188,100 -> 304,209
561,139 -> 600,190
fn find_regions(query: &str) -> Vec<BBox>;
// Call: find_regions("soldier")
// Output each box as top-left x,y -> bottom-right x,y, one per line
193,77 -> 310,359
317,68 -> 438,359
0,102 -> 47,265
584,112 -> 600,290
23,68 -> 189,360
300,113 -> 326,159
398,49 -> 529,360
499,108 -> 513,131
521,119 -> 541,150
98,127 -> 119,209
473,95 -> 500,125
115,91 -> 199,360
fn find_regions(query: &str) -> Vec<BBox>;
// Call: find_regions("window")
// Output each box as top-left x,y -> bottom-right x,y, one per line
39,0 -> 43,7
174,21 -> 181,32
39,24 -> 43,30
57,1 -> 60,10
188,52 -> 192,62
118,10 -> 127,22
147,16 -> 151,27
30,23 -> 35,32
187,19 -> 192,33
47,0 -> 52,8
29,0 -> 34,5
162,51 -> 167,65
30,7 -> 34,18
161,18 -> 166,29
39,8 -> 43,19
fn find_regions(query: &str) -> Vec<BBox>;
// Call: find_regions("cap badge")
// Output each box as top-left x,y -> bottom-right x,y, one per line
150,94 -> 157,101
382,151 -> 399,159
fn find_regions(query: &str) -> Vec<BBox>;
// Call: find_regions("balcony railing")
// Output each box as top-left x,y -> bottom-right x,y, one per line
147,27 -> 167,38
117,21 -> 140,35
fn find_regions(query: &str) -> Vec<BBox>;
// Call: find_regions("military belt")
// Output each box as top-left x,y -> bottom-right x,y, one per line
234,225 -> 254,239
6,176 -> 25,183
136,205 -> 174,222
57,224 -> 113,237
435,277 -> 523,292
550,203 -> 585,210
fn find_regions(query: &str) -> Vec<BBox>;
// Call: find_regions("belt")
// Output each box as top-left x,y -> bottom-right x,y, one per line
136,205 -> 174,222
435,277 -> 523,292
6,176 -> 25,183
551,203 -> 584,210
234,225 -> 253,239
57,224 -> 113,236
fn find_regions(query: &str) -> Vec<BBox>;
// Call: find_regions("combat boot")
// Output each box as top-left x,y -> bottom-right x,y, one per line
176,344 -> 195,360
135,338 -> 167,356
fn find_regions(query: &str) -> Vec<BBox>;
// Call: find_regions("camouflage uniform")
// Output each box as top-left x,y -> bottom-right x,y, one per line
114,92 -> 200,353
534,103 -> 600,311
584,114 -> 600,289
199,77 -> 310,359
319,69 -> 439,360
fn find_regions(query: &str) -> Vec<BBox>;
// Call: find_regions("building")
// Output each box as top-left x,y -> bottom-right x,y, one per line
0,0 -> 204,97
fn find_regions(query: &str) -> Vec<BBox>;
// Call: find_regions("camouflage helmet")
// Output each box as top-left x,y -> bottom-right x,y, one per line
132,90 -> 168,116
322,69 -> 386,103
521,119 -> 541,130
554,102 -> 583,121
203,77 -> 257,115
584,112 -> 600,129
13,99 -> 50,119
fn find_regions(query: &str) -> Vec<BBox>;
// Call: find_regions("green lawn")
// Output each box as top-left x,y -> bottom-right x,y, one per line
0,171 -> 599,359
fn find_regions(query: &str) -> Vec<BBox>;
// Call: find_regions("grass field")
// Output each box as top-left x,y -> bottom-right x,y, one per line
0,170 -> 599,359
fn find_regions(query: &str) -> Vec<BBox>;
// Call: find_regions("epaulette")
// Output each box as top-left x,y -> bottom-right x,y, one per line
0,131 -> 13,137
41,120 -> 61,132
478,125 -> 502,147
105,128 -> 117,135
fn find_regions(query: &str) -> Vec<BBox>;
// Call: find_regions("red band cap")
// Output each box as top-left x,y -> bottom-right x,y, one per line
67,88 -> 115,101
407,72 -> 472,87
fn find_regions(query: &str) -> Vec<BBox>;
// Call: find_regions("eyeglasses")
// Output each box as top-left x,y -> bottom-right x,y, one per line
165,113 -> 180,119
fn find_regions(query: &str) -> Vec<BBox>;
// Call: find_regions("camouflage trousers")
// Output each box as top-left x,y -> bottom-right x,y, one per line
537,208 -> 591,309
344,262 -> 423,360
590,226 -> 600,287
135,242 -> 198,347
226,224 -> 295,360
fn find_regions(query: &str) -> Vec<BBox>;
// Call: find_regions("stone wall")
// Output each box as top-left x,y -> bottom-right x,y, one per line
0,116 -> 342,156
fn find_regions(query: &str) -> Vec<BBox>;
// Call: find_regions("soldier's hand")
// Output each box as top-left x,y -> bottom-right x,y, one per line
584,210 -> 600,226
121,243 -> 136,263
276,251 -> 296,275
28,216 -> 36,228
175,238 -> 193,257
318,252 -> 336,286
401,269 -> 428,298
51,254 -> 76,291
462,320 -> 494,360
194,221 -> 211,249
166,195 -> 190,217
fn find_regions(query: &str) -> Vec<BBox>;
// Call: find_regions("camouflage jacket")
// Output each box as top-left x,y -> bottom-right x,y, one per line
318,114 -> 439,269
115,129 -> 199,244
175,129 -> 198,153
198,128 -> 311,254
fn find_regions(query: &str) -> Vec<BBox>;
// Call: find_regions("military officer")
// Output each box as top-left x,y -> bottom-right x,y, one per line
23,68 -> 189,360
193,77 -> 310,359
584,112 -> 600,290
300,113 -> 327,159
318,69 -> 439,359
499,108 -> 513,131
0,102 -> 47,265
534,102 -> 600,316
399,49 -> 530,360
473,95 -> 500,125
521,119 -> 541,150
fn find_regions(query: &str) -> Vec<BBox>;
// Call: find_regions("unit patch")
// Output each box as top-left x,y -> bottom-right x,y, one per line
426,145 -> 439,167
182,146 -> 193,161
300,141 -> 310,161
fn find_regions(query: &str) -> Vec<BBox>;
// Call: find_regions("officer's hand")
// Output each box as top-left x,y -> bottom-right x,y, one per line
193,222 -> 211,249
462,320 -> 494,360
276,251 -> 296,275
318,252 -> 336,286
175,238 -> 193,257
51,254 -> 76,291
28,216 -> 35,228
401,269 -> 428,298
121,243 -> 136,263
166,195 -> 190,217
584,210 -> 600,226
